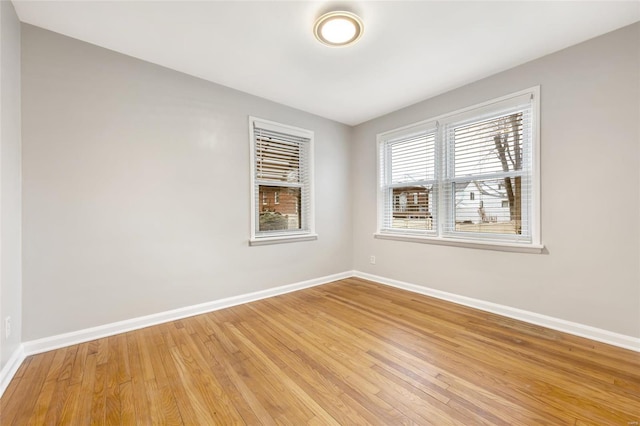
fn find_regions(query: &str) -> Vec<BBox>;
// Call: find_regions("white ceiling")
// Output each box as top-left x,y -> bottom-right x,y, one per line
12,1 -> 640,126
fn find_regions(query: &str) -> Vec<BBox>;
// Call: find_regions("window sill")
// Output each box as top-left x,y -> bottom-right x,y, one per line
373,233 -> 543,254
249,233 -> 318,246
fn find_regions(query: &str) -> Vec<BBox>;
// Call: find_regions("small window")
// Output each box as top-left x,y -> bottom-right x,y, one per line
470,192 -> 475,201
250,117 -> 316,245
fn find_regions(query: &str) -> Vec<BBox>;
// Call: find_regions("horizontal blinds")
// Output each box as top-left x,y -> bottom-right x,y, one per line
255,127 -> 307,184
452,109 -> 528,178
443,101 -> 533,242
254,123 -> 311,234
390,133 -> 436,184
381,130 -> 436,234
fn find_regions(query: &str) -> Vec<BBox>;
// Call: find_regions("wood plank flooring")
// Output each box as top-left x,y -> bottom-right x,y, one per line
1,278 -> 639,425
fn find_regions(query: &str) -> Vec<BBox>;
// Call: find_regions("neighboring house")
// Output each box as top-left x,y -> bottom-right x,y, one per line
259,187 -> 300,230
390,182 -> 510,227
392,186 -> 431,219
455,180 -> 510,224
391,186 -> 433,231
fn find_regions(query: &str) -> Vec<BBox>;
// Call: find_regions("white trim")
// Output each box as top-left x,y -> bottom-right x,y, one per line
353,271 -> 640,352
249,116 -> 258,239
379,121 -> 437,144
249,116 -> 313,140
531,86 -> 542,246
0,344 -> 25,399
250,233 -> 318,246
438,92 -> 533,128
374,232 -> 544,254
22,271 -> 351,357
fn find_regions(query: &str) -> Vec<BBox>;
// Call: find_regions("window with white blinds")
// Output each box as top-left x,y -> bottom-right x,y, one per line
379,124 -> 437,234
250,117 -> 315,244
377,88 -> 540,248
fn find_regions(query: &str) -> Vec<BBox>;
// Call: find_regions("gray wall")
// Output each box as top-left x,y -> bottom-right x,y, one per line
0,0 -> 22,370
21,25 -> 353,340
19,21 -> 640,342
351,23 -> 640,338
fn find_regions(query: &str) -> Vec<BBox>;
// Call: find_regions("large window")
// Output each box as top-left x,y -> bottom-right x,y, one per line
377,88 -> 540,251
249,117 -> 316,245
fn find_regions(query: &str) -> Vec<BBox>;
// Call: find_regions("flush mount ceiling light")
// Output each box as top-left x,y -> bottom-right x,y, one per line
313,11 -> 364,47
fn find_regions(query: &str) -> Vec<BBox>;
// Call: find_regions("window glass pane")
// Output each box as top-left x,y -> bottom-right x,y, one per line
258,185 -> 301,232
453,178 -> 522,235
390,133 -> 435,183
454,112 -> 523,177
390,185 -> 434,231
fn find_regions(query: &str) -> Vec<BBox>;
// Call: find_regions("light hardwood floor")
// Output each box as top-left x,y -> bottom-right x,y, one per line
1,278 -> 639,425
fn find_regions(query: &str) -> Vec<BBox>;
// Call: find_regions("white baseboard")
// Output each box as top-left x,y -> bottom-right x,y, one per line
22,271 -> 352,357
353,271 -> 640,352
0,344 -> 26,399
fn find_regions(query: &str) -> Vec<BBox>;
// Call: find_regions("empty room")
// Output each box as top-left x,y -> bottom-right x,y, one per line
1,0 -> 639,424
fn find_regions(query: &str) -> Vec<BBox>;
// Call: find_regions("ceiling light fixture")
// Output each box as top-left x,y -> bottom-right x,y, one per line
313,11 -> 364,47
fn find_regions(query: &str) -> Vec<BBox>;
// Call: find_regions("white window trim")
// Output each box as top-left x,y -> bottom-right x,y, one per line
373,233 -> 544,254
249,116 -> 317,246
376,87 -> 542,253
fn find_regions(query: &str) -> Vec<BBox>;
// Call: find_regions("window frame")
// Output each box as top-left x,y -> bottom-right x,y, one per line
249,117 -> 317,246
375,87 -> 542,253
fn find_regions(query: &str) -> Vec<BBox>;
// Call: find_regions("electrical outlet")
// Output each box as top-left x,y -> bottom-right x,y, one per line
5,316 -> 11,339
370,255 -> 376,265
